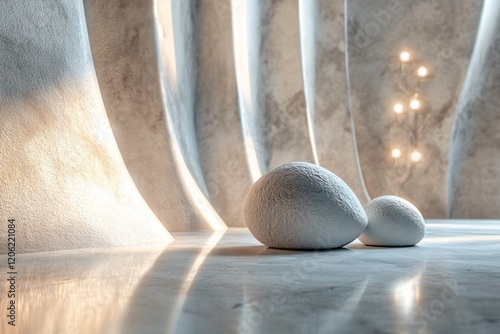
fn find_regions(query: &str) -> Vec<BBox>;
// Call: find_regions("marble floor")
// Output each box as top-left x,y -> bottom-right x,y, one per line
2,220 -> 500,334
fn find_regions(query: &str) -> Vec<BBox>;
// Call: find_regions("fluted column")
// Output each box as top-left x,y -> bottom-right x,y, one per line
0,0 -> 172,254
194,0 -> 254,227
448,0 -> 500,218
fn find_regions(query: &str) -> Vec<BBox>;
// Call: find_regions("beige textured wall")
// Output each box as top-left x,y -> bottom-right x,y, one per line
0,0 -> 172,254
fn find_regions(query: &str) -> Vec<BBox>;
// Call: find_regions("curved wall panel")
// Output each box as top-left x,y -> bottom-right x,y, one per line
448,0 -> 500,218
193,0 -> 254,227
259,0 -> 316,170
84,0 -> 226,231
0,0 -> 172,254
232,0 -> 267,184
313,0 -> 368,201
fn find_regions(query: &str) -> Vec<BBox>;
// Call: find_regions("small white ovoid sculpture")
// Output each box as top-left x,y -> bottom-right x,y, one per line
243,162 -> 367,249
359,196 -> 425,247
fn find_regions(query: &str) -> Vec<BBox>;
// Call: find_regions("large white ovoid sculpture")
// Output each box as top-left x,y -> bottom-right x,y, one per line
243,162 -> 367,249
0,0 -> 172,254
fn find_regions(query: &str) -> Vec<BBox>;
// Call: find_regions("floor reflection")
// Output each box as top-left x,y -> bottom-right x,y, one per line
3,221 -> 500,333
234,251 -> 425,333
0,246 -> 164,334
394,274 -> 421,315
423,235 -> 500,243
118,232 -> 225,334
167,232 -> 225,333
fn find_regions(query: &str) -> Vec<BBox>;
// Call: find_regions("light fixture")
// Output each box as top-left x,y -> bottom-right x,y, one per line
392,148 -> 402,159
393,103 -> 404,114
409,98 -> 421,111
411,150 -> 422,163
417,66 -> 429,78
400,51 -> 411,62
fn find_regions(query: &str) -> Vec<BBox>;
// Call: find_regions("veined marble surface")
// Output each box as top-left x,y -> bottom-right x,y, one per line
2,220 -> 500,333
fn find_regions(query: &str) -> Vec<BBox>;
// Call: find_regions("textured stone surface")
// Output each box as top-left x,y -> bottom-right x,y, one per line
0,0 -> 172,254
359,196 -> 425,247
448,0 -> 500,218
243,162 -> 367,249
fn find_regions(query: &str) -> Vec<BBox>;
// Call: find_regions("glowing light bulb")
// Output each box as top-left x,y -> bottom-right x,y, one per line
417,66 -> 429,78
409,98 -> 421,110
411,151 -> 422,163
392,148 -> 402,159
400,51 -> 411,62
393,103 -> 404,114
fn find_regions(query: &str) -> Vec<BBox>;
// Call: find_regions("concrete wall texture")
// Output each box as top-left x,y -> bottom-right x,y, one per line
1,0 -> 497,253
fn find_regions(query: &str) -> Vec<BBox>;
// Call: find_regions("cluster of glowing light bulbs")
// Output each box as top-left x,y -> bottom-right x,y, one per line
393,98 -> 422,113
389,51 -> 429,164
394,51 -> 429,114
399,51 -> 430,78
391,148 -> 423,163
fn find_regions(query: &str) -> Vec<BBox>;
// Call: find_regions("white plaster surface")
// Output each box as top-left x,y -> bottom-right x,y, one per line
0,0 -> 172,254
243,162 -> 367,249
2,220 -> 500,333
359,195 -> 425,247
